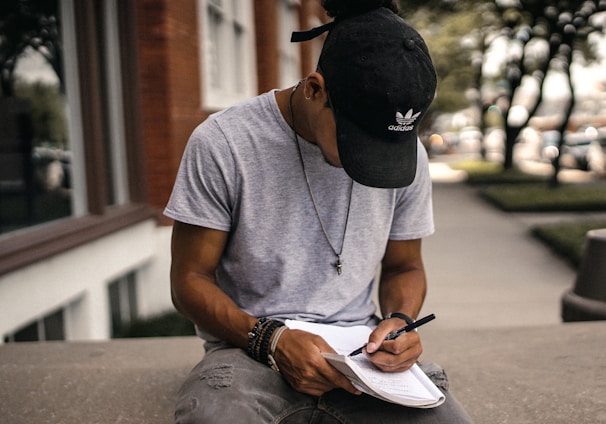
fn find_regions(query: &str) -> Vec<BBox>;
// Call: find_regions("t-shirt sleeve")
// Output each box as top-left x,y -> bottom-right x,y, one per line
389,140 -> 434,240
163,119 -> 235,231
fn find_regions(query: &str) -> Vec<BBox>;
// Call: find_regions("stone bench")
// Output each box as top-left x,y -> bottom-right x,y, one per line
1,322 -> 605,423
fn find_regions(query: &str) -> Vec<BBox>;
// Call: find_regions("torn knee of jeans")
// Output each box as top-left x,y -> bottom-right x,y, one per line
420,362 -> 450,391
189,396 -> 199,411
426,369 -> 449,391
200,364 -> 233,389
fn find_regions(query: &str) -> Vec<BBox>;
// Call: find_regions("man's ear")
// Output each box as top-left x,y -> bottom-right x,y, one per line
303,72 -> 328,102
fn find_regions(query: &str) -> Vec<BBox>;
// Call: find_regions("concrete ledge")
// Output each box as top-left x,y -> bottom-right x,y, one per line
0,337 -> 204,424
1,322 -> 605,423
422,321 -> 606,424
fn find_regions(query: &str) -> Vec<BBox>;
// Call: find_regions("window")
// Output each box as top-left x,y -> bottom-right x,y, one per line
198,0 -> 257,109
3,308 -> 65,343
108,271 -> 138,337
0,0 -> 129,233
0,0 -> 73,233
0,0 -> 151,274
278,0 -> 301,87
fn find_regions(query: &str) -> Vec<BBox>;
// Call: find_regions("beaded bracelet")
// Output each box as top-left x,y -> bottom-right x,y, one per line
247,318 -> 285,367
247,317 -> 269,360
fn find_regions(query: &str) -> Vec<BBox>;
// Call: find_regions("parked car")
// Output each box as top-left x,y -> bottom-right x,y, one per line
540,127 -> 606,174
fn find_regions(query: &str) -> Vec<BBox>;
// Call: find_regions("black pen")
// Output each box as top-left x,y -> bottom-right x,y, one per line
348,313 -> 436,357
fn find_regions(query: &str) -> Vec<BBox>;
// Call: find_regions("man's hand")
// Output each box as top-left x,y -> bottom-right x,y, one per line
272,329 -> 362,397
364,318 -> 423,372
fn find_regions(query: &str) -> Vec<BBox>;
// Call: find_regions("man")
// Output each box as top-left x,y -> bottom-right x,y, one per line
166,1 -> 472,422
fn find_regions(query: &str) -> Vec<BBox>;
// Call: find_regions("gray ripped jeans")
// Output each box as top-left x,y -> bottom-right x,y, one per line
174,341 -> 473,424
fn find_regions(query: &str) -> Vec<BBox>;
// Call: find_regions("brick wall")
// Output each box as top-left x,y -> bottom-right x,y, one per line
135,0 -> 204,221
135,0 -> 325,224
254,0 -> 280,93
299,0 -> 329,75
254,0 -> 328,92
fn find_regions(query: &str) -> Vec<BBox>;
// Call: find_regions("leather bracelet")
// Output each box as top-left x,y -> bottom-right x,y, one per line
258,320 -> 284,365
384,312 -> 415,325
268,325 -> 287,372
247,318 -> 285,366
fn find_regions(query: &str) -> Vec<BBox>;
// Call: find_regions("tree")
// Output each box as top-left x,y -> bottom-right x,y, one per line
484,0 -> 605,185
399,0 -> 496,141
0,0 -> 62,96
14,80 -> 67,147
1,0 -> 66,147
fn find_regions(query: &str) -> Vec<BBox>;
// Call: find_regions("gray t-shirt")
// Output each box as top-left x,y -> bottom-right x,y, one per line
164,90 -> 434,336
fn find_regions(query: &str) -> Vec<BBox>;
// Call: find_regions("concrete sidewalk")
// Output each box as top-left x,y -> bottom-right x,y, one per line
411,174 -> 606,423
420,181 -> 577,330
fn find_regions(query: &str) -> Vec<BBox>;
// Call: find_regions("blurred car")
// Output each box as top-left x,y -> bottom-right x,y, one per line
426,131 -> 460,155
539,130 -> 561,163
540,127 -> 606,174
458,126 -> 483,153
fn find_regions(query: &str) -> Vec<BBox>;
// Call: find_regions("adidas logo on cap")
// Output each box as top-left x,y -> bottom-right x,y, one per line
388,109 -> 421,132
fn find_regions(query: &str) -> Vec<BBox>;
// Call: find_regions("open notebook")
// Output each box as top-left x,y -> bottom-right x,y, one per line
285,320 -> 445,408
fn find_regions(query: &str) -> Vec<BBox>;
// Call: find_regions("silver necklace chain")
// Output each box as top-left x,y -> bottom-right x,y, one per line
288,82 -> 353,275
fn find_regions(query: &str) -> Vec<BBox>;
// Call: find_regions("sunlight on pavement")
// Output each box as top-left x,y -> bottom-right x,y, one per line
428,162 -> 468,183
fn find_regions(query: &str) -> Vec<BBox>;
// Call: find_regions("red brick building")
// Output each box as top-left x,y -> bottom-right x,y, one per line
136,0 -> 326,217
0,0 -> 326,342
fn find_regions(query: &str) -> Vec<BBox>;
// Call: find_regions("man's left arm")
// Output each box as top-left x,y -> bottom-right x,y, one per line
364,238 -> 427,372
379,238 -> 427,319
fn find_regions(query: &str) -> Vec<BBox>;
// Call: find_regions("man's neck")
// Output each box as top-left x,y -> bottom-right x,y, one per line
275,85 -> 312,143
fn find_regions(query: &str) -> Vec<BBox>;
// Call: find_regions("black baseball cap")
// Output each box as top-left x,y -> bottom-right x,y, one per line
292,7 -> 437,188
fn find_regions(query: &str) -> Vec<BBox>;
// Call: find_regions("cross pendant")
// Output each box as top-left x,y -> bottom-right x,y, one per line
334,255 -> 343,275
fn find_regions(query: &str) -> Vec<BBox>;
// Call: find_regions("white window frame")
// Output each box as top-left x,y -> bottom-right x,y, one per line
103,0 -> 130,205
198,0 -> 257,110
61,0 -> 130,215
61,0 -> 88,217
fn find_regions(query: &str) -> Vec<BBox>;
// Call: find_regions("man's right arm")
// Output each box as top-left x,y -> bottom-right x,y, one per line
170,221 -> 256,348
169,220 -> 360,396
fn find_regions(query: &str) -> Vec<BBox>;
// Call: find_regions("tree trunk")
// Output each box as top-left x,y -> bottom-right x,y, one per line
549,42 -> 575,188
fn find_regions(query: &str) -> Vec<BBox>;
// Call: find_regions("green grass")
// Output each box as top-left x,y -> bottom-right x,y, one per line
479,183 -> 606,212
532,221 -> 606,268
451,160 -> 606,268
449,160 -> 547,185
449,159 -> 504,175
486,184 -> 606,268
450,160 -> 606,212
448,159 -> 606,268
116,311 -> 195,338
